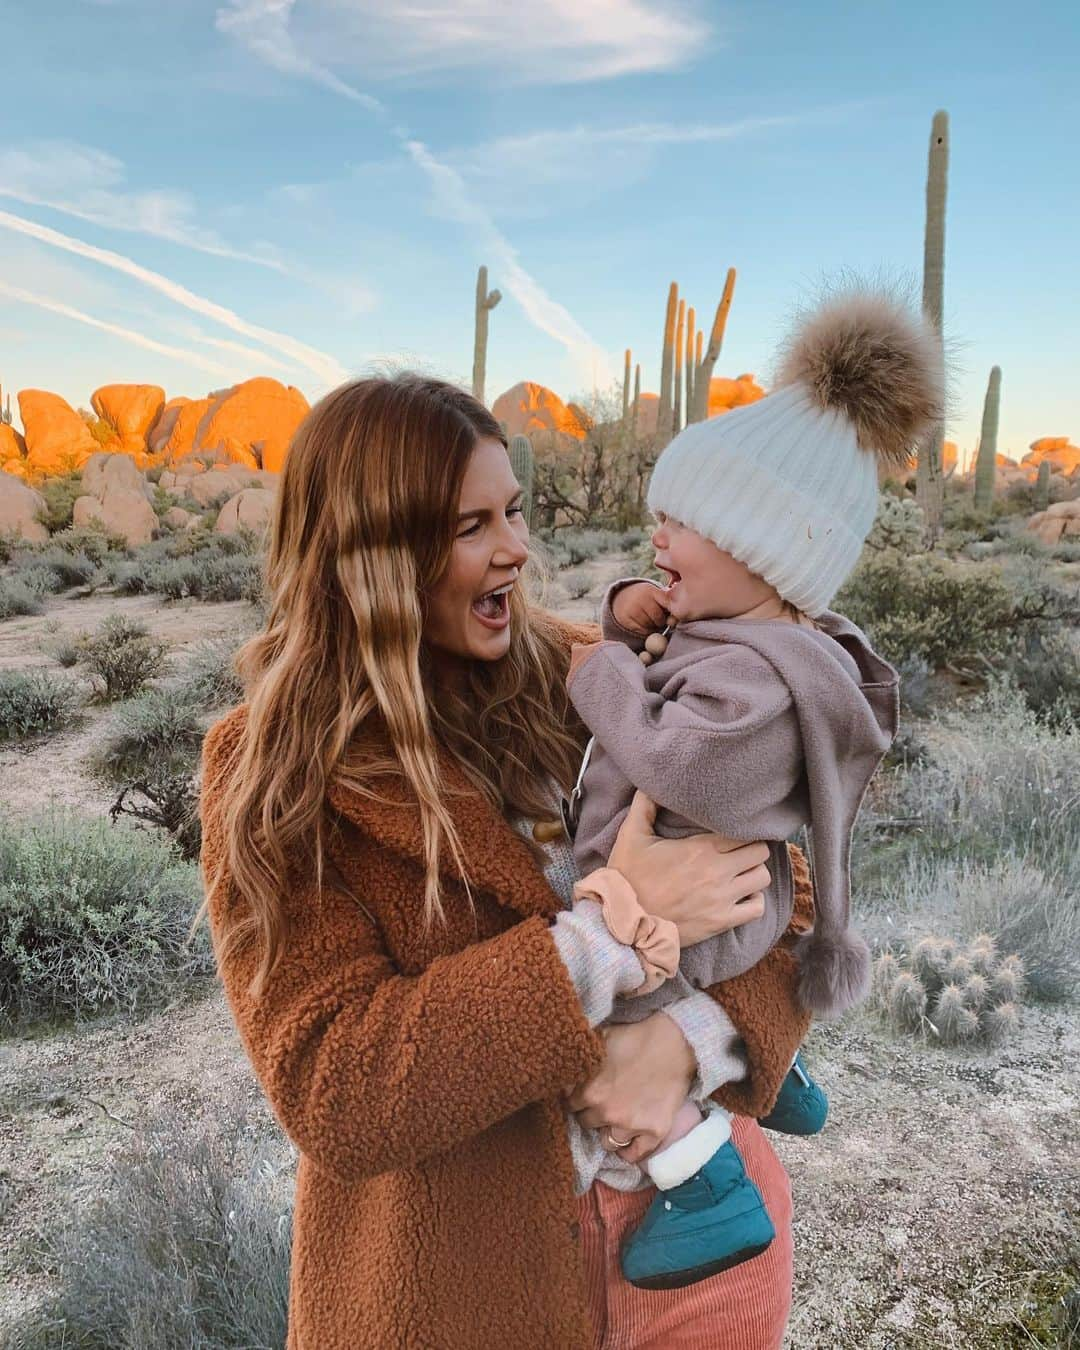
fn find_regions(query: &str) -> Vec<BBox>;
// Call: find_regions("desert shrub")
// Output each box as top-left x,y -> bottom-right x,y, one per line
88,689 -> 204,784
77,614 -> 169,700
872,933 -> 1024,1046
14,1093 -> 292,1350
561,568 -> 592,600
174,637 -> 246,710
0,809 -> 210,1029
34,470 -> 84,533
836,551 -> 1076,671
855,681 -> 1080,909
47,522 -> 129,561
1002,629 -> 1080,728
106,530 -> 265,603
0,670 -> 83,739
0,572 -> 49,619
540,526 -> 647,569
16,543 -> 101,591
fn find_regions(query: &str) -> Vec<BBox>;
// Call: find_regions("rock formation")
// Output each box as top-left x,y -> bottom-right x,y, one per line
492,382 -> 588,446
706,373 -> 764,418
0,425 -> 28,479
17,390 -> 97,478
214,487 -> 275,536
91,384 -> 166,463
1027,498 -> 1080,545
0,470 -> 49,543
194,377 -> 309,473
71,451 -> 158,547
1024,437 -> 1080,478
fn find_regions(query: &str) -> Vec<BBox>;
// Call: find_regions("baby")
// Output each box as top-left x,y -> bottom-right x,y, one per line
562,287 -> 942,1290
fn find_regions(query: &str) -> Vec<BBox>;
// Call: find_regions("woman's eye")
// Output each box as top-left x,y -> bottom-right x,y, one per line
458,522 -> 481,538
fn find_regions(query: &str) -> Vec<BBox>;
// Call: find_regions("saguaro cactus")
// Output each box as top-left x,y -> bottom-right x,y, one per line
1034,460 -> 1051,513
673,300 -> 686,435
631,364 -> 641,442
622,349 -> 632,430
974,365 -> 1001,514
684,306 -> 696,431
472,265 -> 502,405
0,384 -> 10,426
916,110 -> 949,541
508,434 -> 535,528
657,283 -> 679,446
689,268 -> 737,424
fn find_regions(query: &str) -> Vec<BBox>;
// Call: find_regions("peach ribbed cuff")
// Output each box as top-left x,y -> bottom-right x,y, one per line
572,867 -> 680,998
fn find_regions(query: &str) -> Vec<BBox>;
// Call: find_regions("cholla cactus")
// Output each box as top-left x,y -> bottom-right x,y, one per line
865,496 -> 926,553
872,934 -> 1025,1048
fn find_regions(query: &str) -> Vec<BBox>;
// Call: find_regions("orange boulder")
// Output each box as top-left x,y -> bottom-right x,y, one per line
1024,437 -> 1080,477
194,377 -> 309,473
91,384 -> 166,462
148,397 -> 192,456
707,373 -> 765,418
162,397 -> 213,461
1,423 -> 27,465
17,390 -> 97,479
492,382 -> 588,446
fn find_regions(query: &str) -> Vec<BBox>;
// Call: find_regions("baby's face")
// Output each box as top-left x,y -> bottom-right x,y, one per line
650,513 -> 777,620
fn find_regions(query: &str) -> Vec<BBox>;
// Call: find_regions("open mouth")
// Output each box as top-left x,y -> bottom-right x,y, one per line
657,564 -> 682,587
471,580 -> 514,629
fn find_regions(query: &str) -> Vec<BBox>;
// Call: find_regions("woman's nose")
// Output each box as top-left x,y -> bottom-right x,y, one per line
494,518 -> 529,567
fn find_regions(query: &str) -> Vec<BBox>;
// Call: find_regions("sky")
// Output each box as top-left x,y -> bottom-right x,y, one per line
1,0 -> 1077,465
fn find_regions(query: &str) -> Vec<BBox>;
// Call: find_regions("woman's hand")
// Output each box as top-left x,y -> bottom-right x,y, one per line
566,1014 -> 695,1166
608,791 -> 769,947
611,581 -> 672,636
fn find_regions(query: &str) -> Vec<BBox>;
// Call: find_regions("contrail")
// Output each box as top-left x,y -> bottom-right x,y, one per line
0,281 -> 240,378
0,208 -> 349,386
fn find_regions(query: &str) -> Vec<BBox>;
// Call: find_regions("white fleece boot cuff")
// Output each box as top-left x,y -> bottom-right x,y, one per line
645,1104 -> 732,1191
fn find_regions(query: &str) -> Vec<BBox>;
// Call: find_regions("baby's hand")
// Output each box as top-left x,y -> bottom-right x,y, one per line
612,582 -> 671,636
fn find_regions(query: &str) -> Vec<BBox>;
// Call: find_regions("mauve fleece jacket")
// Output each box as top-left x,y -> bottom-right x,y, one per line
569,580 -> 898,1019
199,612 -> 815,1349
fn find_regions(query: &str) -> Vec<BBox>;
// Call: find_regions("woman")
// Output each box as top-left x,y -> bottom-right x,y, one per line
196,375 -> 813,1349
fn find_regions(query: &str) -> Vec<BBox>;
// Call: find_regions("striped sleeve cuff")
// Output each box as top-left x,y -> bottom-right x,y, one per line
550,899 -> 646,1027
663,991 -> 748,1099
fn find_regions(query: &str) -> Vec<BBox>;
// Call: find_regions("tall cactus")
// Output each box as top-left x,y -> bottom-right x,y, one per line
0,384 -> 10,426
673,299 -> 686,435
472,265 -> 502,406
657,283 -> 679,446
631,363 -> 641,443
974,365 -> 1001,514
1034,459 -> 1051,513
916,110 -> 949,541
689,268 -> 736,423
508,434 -> 535,529
622,349 -> 632,430
684,306 -> 696,432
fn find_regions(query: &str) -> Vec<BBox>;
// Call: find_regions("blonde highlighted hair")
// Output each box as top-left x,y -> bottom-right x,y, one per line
192,374 -> 583,999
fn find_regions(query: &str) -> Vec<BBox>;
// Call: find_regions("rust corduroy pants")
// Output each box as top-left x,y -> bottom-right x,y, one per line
577,1117 -> 793,1349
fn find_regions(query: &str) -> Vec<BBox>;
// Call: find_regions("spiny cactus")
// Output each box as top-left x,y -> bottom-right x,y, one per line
657,282 -> 679,447
673,299 -> 686,435
0,384 -> 11,426
472,265 -> 502,406
916,109 -> 949,543
688,268 -> 736,425
622,349 -> 632,431
872,933 -> 1025,1048
974,366 -> 1001,514
508,434 -> 534,529
684,306 -> 696,433
631,364 -> 641,443
1034,459 -> 1051,513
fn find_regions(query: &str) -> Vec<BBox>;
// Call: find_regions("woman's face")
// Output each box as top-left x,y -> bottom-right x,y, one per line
423,436 -> 529,663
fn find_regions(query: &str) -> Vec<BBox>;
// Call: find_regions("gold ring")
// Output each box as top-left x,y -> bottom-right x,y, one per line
606,1131 -> 634,1149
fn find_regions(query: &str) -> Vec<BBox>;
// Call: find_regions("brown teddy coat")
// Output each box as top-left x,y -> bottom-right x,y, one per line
199,615 -> 813,1349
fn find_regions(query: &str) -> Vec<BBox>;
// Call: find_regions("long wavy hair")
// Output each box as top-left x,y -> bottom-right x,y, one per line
193,374 -> 584,999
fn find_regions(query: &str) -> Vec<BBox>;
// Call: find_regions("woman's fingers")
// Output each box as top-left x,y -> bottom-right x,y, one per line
625,789 -> 658,834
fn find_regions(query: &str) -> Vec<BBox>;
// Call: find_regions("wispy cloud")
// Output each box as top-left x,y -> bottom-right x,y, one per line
218,0 -> 613,383
0,209 -> 349,386
217,0 -> 710,86
0,141 -> 283,270
0,282 -> 239,378
404,139 -> 612,386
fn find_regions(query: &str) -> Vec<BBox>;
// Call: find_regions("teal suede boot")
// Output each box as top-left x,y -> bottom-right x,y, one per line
620,1137 -> 775,1291
759,1052 -> 828,1136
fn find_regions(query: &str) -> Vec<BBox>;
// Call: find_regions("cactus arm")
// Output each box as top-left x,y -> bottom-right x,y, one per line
690,268 -> 736,423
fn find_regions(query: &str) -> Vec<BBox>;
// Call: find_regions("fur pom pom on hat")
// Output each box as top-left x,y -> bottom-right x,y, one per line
647,286 -> 944,616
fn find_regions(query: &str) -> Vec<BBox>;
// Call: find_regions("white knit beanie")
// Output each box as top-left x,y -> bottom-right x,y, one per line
647,290 -> 944,617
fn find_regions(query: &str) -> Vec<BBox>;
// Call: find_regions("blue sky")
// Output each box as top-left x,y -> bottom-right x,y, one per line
1,0 -> 1077,463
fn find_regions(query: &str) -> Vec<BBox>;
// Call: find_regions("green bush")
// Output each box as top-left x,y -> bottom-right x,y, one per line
34,471 -> 84,534
174,637 -> 246,710
864,496 -> 927,554
1003,630 -> 1080,728
46,523 -> 129,562
12,1093 -> 292,1350
78,614 -> 169,700
88,688 -> 203,783
103,529 -> 265,603
0,809 -> 210,1029
0,573 -> 49,619
0,670 -> 83,739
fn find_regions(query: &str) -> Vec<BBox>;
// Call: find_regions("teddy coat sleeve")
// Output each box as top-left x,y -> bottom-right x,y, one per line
199,722 -> 605,1188
567,639 -> 803,840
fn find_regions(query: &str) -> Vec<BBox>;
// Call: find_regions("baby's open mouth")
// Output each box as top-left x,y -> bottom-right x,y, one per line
472,581 -> 514,626
657,564 -> 681,586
